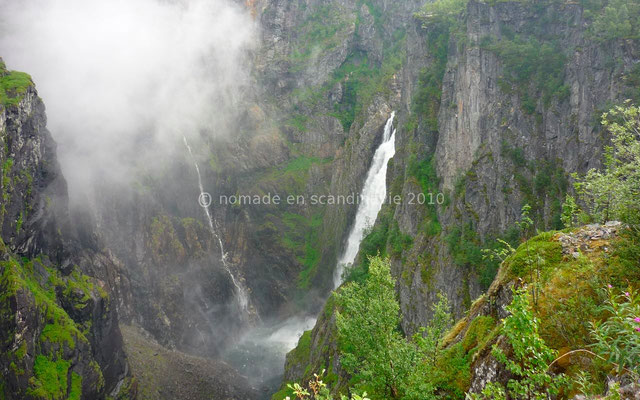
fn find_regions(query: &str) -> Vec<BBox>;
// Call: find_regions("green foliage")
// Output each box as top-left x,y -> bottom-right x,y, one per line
286,371 -> 369,400
414,292 -> 453,363
561,194 -> 581,228
470,289 -> 565,400
342,210 -> 392,283
412,36 -> 449,131
336,256 -> 417,399
329,38 -> 406,132
407,155 -> 442,235
415,0 -> 467,24
446,223 -> 508,289
69,372 -> 83,400
281,212 -> 323,289
589,0 -> 640,41
590,286 -> 640,377
389,222 -> 413,258
286,114 -> 310,132
573,104 -> 640,227
336,257 -> 454,399
483,36 -> 569,110
289,330 -> 313,368
505,231 -> 562,278
29,355 -> 70,400
288,5 -> 352,71
41,322 -> 76,350
290,13 -> 405,133
284,157 -> 332,173
500,141 -> 568,228
0,256 -> 106,399
0,66 -> 33,107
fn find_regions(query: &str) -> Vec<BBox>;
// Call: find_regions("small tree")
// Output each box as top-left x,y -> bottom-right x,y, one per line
336,256 -> 422,399
561,194 -> 581,229
335,256 -> 451,399
574,103 -> 640,228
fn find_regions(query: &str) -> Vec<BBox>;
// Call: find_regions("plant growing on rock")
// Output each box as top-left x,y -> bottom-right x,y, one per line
468,288 -> 566,400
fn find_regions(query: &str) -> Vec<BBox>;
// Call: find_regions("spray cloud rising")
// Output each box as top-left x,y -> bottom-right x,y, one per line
0,0 -> 255,198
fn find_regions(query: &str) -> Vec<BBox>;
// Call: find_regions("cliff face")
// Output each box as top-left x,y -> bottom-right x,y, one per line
0,60 -> 132,399
0,61 -> 134,399
389,0 -> 639,334
0,62 -> 67,261
278,0 -> 640,392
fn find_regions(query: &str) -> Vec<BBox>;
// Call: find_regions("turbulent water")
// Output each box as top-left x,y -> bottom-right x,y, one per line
223,316 -> 317,395
182,136 -> 251,316
333,112 -> 397,288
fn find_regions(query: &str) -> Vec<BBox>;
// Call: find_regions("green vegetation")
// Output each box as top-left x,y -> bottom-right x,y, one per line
336,256 -> 453,399
500,141 -> 568,228
412,14 -> 455,131
482,36 -> 569,111
0,63 -> 33,107
289,2 -> 405,133
572,103 -> 640,227
149,215 -> 186,263
342,207 -> 393,284
588,0 -> 640,41
284,157 -> 333,173
0,255 -> 106,399
286,103 -> 640,398
288,330 -> 313,371
280,211 -> 324,289
285,372 -> 370,400
408,155 -> 442,235
29,355 -> 70,400
288,5 -> 353,73
388,222 -> 413,258
329,38 -> 405,132
469,289 -> 567,399
69,372 -> 83,400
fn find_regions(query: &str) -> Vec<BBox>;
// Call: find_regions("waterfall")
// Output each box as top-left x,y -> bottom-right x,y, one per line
223,112 -> 397,392
333,112 -> 396,289
182,136 -> 251,315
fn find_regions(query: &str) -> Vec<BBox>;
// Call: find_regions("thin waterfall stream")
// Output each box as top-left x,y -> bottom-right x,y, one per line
182,136 -> 251,316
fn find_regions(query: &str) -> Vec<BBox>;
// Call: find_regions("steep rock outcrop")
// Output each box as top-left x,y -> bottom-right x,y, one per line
386,0 -> 640,333
0,59 -> 132,399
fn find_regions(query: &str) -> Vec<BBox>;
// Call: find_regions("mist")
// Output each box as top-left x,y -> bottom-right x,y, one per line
0,0 -> 255,199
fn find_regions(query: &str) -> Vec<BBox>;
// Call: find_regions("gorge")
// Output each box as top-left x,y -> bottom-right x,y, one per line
1,0 -> 640,398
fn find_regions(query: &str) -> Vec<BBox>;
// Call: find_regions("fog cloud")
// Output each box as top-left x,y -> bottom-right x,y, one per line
0,0 -> 255,197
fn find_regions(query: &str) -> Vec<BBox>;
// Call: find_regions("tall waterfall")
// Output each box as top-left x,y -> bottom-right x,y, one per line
223,113 -> 397,392
182,136 -> 251,316
333,112 -> 396,289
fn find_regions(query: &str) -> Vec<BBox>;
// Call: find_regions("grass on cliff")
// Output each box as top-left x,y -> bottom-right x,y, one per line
0,65 -> 33,107
0,255 -> 106,399
438,227 -> 640,397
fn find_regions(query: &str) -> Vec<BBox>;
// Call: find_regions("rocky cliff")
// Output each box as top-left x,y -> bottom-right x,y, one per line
277,0 -> 640,393
0,59 -> 132,399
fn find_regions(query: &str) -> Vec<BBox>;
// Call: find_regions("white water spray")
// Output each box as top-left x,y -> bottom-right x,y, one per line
182,136 -> 250,315
333,112 -> 397,288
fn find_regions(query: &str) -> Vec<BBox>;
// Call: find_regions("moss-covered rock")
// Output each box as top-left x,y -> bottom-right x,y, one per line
0,253 -> 130,399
